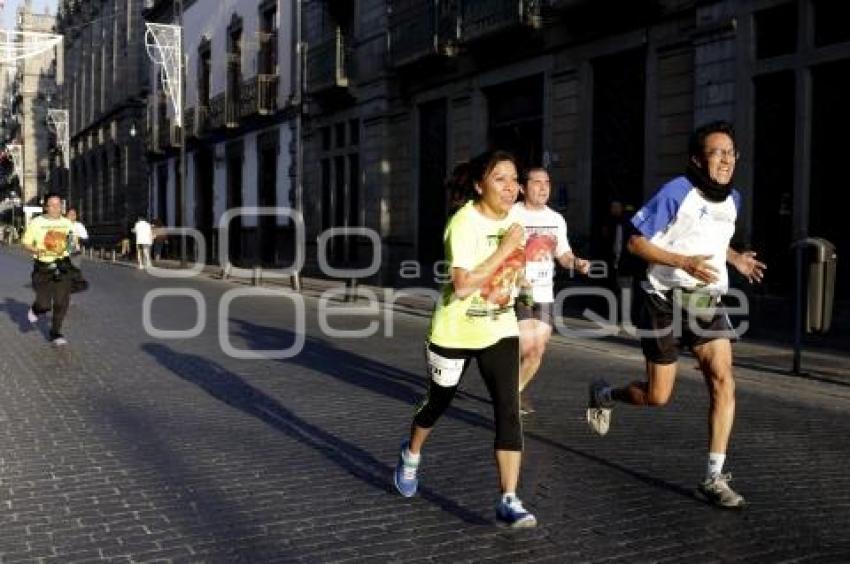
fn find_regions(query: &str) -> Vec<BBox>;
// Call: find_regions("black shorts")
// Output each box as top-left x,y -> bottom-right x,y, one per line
515,301 -> 555,327
638,291 -> 737,365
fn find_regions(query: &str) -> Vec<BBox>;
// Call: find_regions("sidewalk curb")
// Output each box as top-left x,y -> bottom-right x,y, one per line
10,246 -> 846,382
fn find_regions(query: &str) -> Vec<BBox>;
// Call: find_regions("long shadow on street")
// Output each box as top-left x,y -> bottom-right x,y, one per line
1,296 -> 46,337
142,342 -> 491,525
226,319 -> 701,504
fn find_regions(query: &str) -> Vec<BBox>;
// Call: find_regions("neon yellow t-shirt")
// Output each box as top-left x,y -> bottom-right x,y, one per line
22,215 -> 73,263
428,201 -> 524,350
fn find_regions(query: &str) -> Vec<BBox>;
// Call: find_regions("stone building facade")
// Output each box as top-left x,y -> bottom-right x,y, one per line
8,4 -> 58,205
300,0 -> 850,298
144,0 -> 297,266
54,0 -> 151,244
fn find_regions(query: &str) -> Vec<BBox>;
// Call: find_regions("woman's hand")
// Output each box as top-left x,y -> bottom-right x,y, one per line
498,223 -> 524,254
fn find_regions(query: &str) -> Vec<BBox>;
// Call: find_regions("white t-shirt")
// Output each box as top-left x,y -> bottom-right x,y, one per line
511,203 -> 571,303
133,220 -> 153,245
67,221 -> 89,255
631,176 -> 740,296
72,222 -> 89,240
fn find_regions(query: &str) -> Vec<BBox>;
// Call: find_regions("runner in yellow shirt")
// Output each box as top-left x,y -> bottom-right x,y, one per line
393,150 -> 537,528
21,193 -> 75,346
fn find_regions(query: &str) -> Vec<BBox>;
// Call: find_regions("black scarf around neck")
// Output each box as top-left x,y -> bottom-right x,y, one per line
685,161 -> 732,203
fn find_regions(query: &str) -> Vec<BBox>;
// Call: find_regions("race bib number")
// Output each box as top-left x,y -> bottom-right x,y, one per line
526,261 -> 554,286
427,350 -> 466,387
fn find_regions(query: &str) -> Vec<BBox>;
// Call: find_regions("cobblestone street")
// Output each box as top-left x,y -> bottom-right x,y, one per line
1,249 -> 849,563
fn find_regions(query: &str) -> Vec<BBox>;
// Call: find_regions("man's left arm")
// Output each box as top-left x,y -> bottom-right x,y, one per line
726,247 -> 766,284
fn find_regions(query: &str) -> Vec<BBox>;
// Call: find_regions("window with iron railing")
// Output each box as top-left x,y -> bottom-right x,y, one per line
387,0 -> 459,67
225,24 -> 243,128
226,52 -> 241,127
197,47 -> 212,134
305,26 -> 350,94
257,15 -> 279,116
460,0 -> 543,43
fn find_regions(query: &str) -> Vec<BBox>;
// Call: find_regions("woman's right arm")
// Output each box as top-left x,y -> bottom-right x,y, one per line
452,223 -> 524,299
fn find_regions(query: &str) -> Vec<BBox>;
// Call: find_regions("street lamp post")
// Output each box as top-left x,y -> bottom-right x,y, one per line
178,0 -> 187,267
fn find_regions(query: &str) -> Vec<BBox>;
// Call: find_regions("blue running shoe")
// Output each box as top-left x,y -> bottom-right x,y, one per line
393,441 -> 419,497
496,495 -> 537,528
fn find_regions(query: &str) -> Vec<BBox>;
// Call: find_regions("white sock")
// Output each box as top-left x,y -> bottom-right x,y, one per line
501,492 -> 517,503
706,452 -> 726,480
403,448 -> 420,465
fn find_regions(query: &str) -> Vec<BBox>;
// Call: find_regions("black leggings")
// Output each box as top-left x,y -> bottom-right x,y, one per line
414,337 -> 522,451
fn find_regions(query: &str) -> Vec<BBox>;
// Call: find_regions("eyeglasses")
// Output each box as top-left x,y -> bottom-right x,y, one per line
704,148 -> 740,161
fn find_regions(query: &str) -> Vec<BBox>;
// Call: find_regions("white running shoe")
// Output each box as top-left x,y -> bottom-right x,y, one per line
586,379 -> 614,436
698,473 -> 746,509
496,495 -> 537,528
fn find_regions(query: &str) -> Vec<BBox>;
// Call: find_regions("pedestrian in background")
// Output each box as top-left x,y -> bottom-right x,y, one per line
65,208 -> 90,294
66,208 -> 88,266
132,216 -> 153,269
152,218 -> 167,261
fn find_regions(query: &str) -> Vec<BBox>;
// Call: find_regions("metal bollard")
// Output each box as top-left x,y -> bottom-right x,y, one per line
111,250 -> 116,262
345,278 -> 358,302
252,266 -> 263,286
291,272 -> 301,292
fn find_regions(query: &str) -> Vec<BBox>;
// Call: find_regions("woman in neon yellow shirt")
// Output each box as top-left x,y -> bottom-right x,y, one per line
393,150 -> 536,528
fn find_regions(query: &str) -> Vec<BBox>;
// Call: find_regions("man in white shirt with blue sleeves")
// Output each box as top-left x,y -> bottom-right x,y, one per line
585,121 -> 766,509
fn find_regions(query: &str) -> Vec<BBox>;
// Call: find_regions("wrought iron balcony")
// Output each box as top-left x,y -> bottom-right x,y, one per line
257,75 -> 279,115
388,0 -> 460,67
235,74 -> 280,119
306,27 -> 350,95
239,77 -> 257,119
208,93 -> 225,130
225,54 -> 241,128
460,0 -> 543,43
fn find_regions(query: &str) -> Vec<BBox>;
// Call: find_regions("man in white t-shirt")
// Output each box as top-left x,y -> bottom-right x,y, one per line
66,208 -> 88,268
65,208 -> 91,295
513,168 -> 589,415
132,217 -> 153,269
